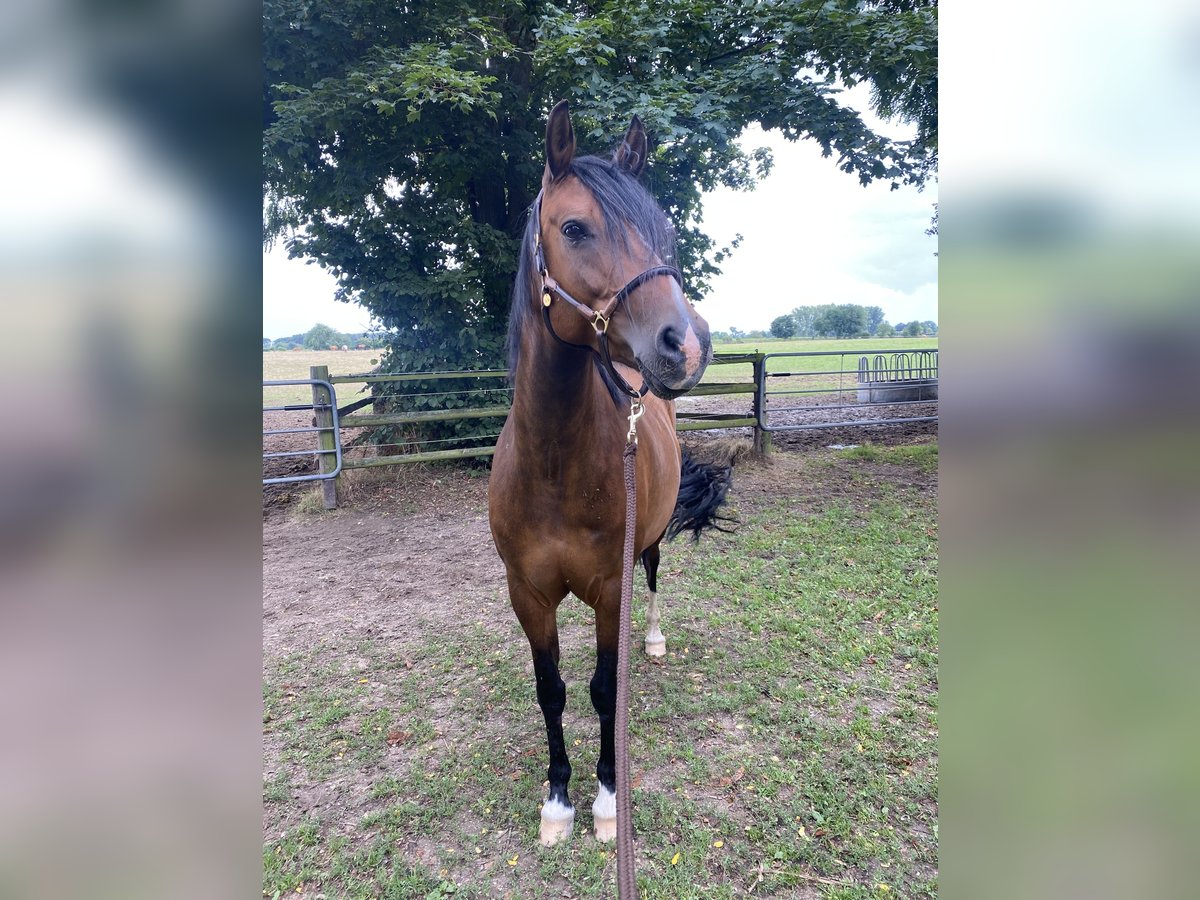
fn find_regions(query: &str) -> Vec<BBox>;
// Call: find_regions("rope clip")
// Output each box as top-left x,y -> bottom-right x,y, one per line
626,397 -> 645,444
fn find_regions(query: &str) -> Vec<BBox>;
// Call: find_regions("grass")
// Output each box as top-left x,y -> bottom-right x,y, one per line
291,488 -> 330,516
837,443 -> 939,474
707,337 -> 938,384
263,445 -> 938,898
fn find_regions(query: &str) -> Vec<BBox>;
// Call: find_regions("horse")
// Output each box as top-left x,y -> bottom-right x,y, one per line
488,100 -> 731,848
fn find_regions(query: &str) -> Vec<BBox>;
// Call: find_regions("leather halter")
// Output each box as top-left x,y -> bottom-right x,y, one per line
532,192 -> 683,400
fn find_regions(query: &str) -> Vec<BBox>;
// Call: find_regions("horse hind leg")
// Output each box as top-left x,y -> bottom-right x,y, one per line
511,586 -> 575,846
590,639 -> 618,842
642,542 -> 666,657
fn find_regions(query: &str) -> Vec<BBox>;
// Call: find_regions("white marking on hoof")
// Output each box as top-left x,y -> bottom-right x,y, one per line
592,785 -> 616,843
539,797 -> 575,846
645,590 -> 665,656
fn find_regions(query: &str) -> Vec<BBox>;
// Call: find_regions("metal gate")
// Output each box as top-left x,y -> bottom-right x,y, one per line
759,348 -> 938,432
262,379 -> 343,484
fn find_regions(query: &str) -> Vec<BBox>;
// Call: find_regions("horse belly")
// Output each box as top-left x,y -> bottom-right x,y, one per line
633,409 -> 681,550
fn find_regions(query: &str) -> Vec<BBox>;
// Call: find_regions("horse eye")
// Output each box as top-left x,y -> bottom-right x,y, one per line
561,221 -> 587,242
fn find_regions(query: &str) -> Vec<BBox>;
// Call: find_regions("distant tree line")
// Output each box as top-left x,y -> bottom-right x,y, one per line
762,304 -> 937,340
264,323 -> 388,351
708,326 -> 773,342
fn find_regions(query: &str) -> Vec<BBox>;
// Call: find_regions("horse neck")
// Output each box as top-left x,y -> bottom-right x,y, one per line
511,311 -> 614,453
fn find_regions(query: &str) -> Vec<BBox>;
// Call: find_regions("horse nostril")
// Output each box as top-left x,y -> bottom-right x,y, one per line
657,324 -> 685,357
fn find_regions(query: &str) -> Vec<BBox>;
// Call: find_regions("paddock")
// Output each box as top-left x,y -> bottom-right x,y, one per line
263,429 -> 938,898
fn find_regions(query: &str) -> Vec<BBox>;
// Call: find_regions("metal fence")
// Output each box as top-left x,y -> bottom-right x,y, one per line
262,379 -> 342,484
263,347 -> 937,501
759,348 -> 939,432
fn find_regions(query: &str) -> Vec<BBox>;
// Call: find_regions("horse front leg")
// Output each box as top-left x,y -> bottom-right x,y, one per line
532,645 -> 574,845
589,581 -> 626,843
589,645 -> 618,842
510,581 -> 575,846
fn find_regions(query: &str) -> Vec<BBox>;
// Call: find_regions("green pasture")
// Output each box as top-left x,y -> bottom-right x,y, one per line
707,337 -> 939,385
263,444 -> 939,898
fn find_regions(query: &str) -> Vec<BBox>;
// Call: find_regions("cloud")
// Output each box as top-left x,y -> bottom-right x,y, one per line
852,206 -> 938,295
697,123 -> 937,331
262,245 -> 374,338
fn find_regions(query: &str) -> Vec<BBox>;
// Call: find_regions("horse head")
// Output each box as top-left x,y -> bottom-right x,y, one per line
537,101 -> 713,400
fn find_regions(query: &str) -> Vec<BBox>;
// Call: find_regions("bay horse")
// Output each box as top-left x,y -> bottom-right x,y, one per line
488,101 -> 731,848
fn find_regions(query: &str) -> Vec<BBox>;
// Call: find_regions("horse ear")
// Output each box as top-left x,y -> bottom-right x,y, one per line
544,100 -> 575,183
613,114 -> 648,178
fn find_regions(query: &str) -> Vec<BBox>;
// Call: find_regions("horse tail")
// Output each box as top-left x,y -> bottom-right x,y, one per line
666,448 -> 735,542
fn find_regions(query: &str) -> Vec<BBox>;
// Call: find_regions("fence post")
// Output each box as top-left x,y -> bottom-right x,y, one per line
310,365 -> 339,509
751,352 -> 772,458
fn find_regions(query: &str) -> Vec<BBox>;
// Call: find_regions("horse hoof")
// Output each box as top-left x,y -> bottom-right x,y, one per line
539,799 -> 575,847
594,814 -> 616,843
593,785 -> 616,843
645,638 -> 666,657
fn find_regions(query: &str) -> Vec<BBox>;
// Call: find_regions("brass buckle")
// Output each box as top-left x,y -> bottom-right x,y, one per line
591,311 -> 610,334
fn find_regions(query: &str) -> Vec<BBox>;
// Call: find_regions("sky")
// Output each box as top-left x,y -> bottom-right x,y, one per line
262,86 -> 938,339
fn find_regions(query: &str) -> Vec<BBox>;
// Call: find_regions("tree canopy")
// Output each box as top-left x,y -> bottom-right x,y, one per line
302,323 -> 344,349
770,314 -> 797,339
264,0 -> 937,373
865,305 -> 886,333
813,303 -> 868,338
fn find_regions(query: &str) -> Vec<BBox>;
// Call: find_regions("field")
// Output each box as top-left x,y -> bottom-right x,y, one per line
700,338 -> 938,384
264,349 -> 388,408
262,436 -> 939,898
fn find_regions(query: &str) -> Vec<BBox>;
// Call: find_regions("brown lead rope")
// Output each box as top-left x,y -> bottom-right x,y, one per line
615,398 -> 644,899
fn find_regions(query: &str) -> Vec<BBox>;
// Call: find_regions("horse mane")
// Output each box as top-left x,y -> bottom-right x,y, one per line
505,154 -> 678,383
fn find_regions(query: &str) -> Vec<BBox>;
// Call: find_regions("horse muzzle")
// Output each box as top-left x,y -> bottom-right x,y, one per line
637,323 -> 712,400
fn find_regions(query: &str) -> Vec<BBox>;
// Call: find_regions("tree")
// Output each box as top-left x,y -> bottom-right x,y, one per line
921,320 -> 938,335
813,304 -> 867,339
770,314 -> 797,339
865,306 -> 886,334
263,0 -> 937,376
875,322 -> 896,338
263,337 -> 271,350
303,323 -> 342,350
903,320 -> 922,337
790,305 -> 817,339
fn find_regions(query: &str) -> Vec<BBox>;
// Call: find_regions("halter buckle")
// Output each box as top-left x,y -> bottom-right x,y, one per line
591,311 -> 610,334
